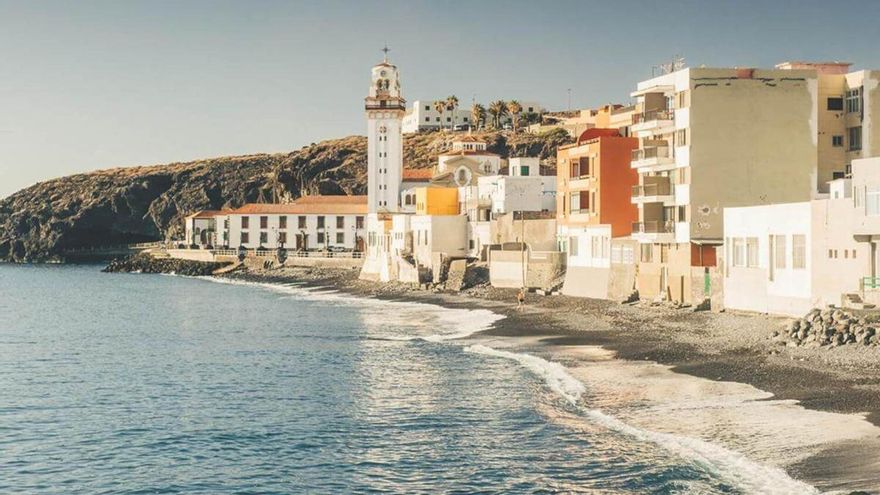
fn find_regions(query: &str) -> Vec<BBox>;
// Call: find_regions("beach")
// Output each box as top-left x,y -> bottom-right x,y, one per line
222,265 -> 880,492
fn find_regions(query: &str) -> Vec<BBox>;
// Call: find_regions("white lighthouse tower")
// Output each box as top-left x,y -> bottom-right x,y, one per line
365,46 -> 405,213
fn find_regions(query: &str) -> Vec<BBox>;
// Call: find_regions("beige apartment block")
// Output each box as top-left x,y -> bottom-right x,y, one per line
631,66 -> 819,305
777,62 -> 880,191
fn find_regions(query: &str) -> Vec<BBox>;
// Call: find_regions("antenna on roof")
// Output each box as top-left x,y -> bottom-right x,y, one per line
653,55 -> 686,76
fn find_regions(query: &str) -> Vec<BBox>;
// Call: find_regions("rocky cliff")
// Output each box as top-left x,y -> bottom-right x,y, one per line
0,129 -> 571,262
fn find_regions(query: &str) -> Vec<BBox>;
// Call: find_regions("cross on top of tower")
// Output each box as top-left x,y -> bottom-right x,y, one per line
382,44 -> 389,63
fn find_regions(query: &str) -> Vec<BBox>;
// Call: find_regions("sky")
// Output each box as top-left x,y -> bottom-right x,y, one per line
1,0 -> 880,198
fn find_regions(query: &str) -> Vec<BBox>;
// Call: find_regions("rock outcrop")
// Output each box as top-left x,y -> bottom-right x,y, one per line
0,129 -> 571,262
103,253 -> 228,276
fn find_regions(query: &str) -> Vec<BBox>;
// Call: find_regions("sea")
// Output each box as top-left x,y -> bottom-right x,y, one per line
1,264 -> 878,494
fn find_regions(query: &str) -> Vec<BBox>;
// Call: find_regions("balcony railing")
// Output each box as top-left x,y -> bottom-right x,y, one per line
631,146 -> 670,162
632,109 -> 673,125
632,220 -> 675,234
365,99 -> 406,111
631,181 -> 672,198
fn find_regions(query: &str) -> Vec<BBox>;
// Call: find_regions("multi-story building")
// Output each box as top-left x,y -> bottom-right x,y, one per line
402,99 -> 544,133
555,127 -> 638,298
630,66 -> 821,305
775,62 -> 880,191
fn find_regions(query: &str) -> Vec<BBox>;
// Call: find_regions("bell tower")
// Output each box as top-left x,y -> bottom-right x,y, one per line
365,46 -> 405,213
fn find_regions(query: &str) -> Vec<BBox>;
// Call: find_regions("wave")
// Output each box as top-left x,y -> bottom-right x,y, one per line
464,344 -> 819,495
199,276 -> 504,342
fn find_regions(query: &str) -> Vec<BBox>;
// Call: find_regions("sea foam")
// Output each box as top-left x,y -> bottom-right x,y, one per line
464,344 -> 820,495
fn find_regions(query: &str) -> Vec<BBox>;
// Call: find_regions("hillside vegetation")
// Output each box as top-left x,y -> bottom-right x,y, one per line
0,129 -> 572,262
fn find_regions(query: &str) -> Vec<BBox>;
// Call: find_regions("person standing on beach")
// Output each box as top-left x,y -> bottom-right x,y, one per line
517,288 -> 525,310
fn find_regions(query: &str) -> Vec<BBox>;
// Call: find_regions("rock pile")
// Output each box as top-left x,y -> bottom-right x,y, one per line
778,308 -> 879,348
103,253 -> 228,276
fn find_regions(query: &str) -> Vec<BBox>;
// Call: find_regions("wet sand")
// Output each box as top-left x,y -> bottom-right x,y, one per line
223,266 -> 880,492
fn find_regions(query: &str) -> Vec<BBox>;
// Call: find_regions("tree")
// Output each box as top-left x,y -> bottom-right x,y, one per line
445,95 -> 459,129
471,103 -> 487,130
507,100 -> 523,133
433,100 -> 446,130
488,100 -> 509,129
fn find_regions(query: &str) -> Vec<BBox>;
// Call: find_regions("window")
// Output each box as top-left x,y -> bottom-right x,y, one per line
832,135 -> 844,147
259,232 -> 268,244
848,126 -> 862,151
660,244 -> 669,263
279,216 -> 287,229
317,232 -> 325,244
425,117 -> 430,122
336,232 -> 344,244
846,87 -> 862,114
733,238 -> 746,267
241,232 -> 250,244
677,205 -> 687,222
279,232 -> 287,244
866,187 -> 880,216
827,97 -> 844,111
675,90 -> 689,109
774,235 -> 786,269
356,216 -> 364,229
298,216 -> 306,229
436,117 -> 440,122
260,216 -> 268,229
569,236 -> 578,256
446,117 -> 451,122
675,129 -> 688,146
317,216 -> 325,229
828,249 -> 833,259
640,244 -> 653,263
241,216 -> 249,228
746,237 -> 759,267
792,235 -> 806,269
520,166 -> 530,176
336,216 -> 344,229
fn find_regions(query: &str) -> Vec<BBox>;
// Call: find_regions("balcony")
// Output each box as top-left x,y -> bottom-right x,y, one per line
631,109 -> 674,133
631,144 -> 674,170
632,220 -> 675,243
631,177 -> 673,204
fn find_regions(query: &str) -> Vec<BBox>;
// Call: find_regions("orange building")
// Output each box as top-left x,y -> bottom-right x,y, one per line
556,128 -> 638,237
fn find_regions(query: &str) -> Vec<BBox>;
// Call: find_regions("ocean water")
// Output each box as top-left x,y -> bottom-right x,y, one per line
0,264 -> 862,494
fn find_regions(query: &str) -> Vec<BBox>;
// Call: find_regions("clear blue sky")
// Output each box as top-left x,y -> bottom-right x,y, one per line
2,0 -> 879,198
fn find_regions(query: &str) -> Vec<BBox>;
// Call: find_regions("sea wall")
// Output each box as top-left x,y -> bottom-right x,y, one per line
103,253 -> 229,276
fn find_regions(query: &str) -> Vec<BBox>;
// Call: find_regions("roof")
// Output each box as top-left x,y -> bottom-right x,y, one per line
186,209 -> 231,219
230,195 -> 368,215
454,136 -> 485,144
439,150 -> 500,157
402,168 -> 433,181
578,128 -> 620,143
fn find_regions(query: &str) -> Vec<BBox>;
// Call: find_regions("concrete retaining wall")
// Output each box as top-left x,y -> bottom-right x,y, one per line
489,249 -> 565,289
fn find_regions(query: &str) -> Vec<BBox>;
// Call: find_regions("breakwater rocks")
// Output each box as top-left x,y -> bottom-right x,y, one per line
103,253 -> 228,276
776,308 -> 880,348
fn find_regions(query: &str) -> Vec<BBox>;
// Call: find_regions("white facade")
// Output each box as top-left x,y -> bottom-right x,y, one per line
402,100 -> 544,133
185,216 -> 218,246
559,224 -> 612,269
402,100 -> 472,133
366,58 -> 405,213
223,212 -> 366,250
723,202 -> 813,316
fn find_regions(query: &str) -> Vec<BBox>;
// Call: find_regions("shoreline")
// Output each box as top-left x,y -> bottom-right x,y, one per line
216,265 -> 880,491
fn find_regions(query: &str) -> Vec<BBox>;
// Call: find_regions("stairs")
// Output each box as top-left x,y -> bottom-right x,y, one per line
843,293 -> 876,310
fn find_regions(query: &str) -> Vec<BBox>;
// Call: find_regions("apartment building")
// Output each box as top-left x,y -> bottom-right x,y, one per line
630,66 -> 819,305
776,62 -> 880,191
556,127 -> 638,298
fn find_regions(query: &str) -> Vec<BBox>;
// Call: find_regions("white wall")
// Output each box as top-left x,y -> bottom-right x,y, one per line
411,214 -> 468,267
723,202 -> 812,316
559,224 -> 612,269
226,213 -> 365,250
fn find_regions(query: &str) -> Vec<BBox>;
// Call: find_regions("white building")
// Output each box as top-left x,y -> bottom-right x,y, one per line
216,196 -> 368,251
184,210 -> 229,246
365,52 -> 405,213
402,99 -> 545,134
723,202 -> 813,316
411,214 -> 469,268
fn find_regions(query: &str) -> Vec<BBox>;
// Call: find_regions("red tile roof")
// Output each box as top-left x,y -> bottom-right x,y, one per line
439,150 -> 500,157
402,168 -> 433,181
186,209 -> 232,219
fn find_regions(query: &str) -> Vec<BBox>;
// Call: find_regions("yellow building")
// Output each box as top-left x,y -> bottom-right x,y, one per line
415,187 -> 459,216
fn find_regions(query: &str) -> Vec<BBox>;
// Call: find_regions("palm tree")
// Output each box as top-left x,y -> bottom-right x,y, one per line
471,103 -> 486,130
507,100 -> 523,133
433,100 -> 446,131
445,95 -> 459,129
488,100 -> 508,129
